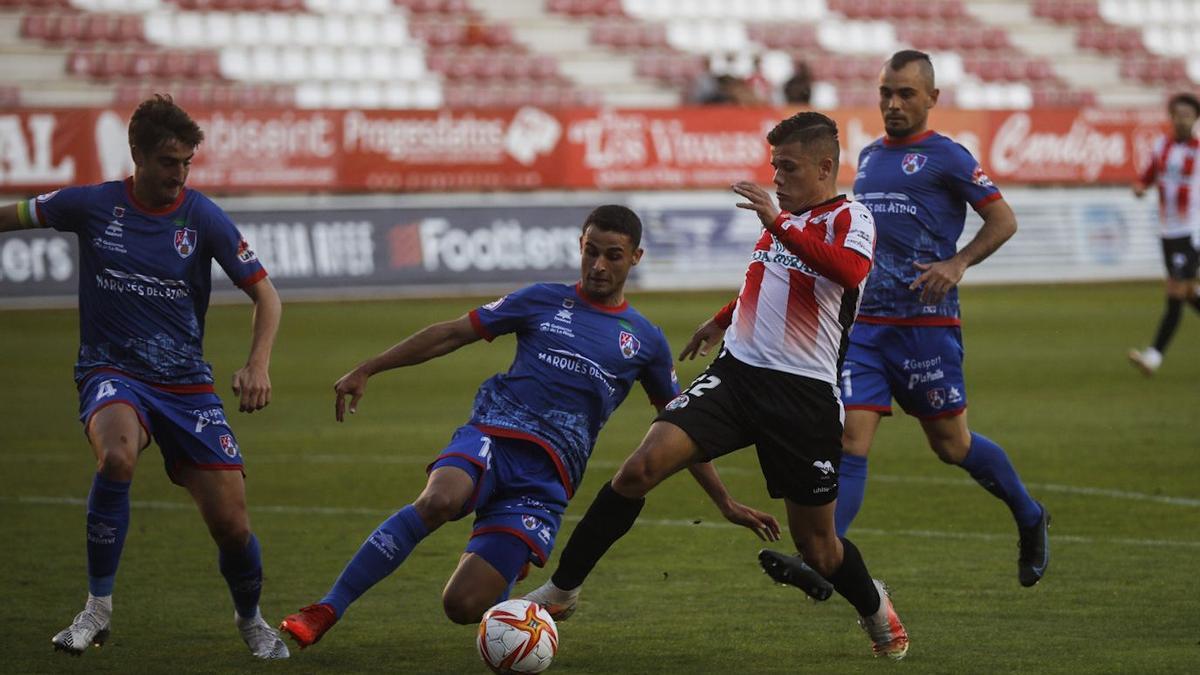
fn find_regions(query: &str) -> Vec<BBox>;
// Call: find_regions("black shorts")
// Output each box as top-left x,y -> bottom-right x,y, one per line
656,351 -> 843,505
1161,235 -> 1199,280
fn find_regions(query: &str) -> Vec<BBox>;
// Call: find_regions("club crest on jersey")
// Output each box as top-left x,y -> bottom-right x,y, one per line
174,227 -> 197,258
219,434 -> 239,458
522,515 -> 541,531
619,331 -> 641,359
926,387 -> 946,409
901,153 -> 928,175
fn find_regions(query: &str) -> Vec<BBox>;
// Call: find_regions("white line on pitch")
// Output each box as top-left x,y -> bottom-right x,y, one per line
8,453 -> 1200,508
5,494 -> 1200,550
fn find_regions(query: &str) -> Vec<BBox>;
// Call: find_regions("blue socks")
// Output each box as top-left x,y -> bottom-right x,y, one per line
959,433 -> 1042,527
834,453 -> 869,537
86,473 -> 131,597
835,434 -> 1041,534
220,534 -> 264,619
320,505 -> 429,618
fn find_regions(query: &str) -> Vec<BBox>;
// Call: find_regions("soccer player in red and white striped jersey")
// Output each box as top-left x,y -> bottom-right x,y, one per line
1129,92 -> 1200,375
525,112 -> 909,661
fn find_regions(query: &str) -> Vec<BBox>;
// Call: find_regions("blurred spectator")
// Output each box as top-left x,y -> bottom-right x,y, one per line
783,60 -> 813,106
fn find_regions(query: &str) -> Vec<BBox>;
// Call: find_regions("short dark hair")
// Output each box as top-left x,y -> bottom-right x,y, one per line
128,94 -> 204,153
1168,92 -> 1200,116
766,111 -> 840,165
583,204 -> 642,249
887,49 -> 936,90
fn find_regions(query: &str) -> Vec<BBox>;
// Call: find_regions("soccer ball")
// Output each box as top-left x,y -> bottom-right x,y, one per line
477,599 -> 559,674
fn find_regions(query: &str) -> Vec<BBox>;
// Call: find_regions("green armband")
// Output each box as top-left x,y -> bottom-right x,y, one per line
16,200 -> 34,228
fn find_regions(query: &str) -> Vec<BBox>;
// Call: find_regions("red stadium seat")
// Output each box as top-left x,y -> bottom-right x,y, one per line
21,13 -> 49,40
65,50 -> 97,77
46,15 -> 84,43
98,50 -> 134,80
80,14 -> 113,43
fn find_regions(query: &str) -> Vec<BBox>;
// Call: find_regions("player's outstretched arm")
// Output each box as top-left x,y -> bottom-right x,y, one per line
911,198 -> 1018,304
333,314 -> 481,421
232,277 -> 282,413
686,462 -> 781,542
0,203 -> 36,233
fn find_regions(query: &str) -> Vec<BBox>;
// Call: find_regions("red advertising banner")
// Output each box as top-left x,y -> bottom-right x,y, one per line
0,106 -> 1168,195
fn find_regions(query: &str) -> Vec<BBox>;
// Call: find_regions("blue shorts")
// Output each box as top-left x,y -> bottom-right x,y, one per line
78,370 -> 244,486
840,323 -> 967,419
429,425 -> 567,586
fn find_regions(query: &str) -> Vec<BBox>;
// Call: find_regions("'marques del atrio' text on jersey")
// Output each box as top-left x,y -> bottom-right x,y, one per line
853,130 -> 1001,324
468,282 -> 678,497
24,179 -> 266,386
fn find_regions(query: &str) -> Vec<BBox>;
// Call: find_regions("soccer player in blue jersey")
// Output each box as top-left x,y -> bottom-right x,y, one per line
0,96 -> 289,657
277,205 -> 779,649
761,51 -> 1048,589
835,50 -> 1048,585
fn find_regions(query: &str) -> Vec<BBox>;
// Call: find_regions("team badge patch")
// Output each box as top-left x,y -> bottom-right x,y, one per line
901,152 -> 928,175
971,164 -> 994,187
926,387 -> 946,409
236,237 -> 258,263
664,394 -> 689,410
522,515 -> 541,531
174,227 -> 197,258
618,331 -> 641,359
219,434 -> 239,458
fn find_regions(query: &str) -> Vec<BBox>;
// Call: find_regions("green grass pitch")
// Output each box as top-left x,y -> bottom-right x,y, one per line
1,282 -> 1197,674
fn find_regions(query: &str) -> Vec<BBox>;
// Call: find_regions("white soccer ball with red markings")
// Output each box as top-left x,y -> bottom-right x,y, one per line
477,599 -> 559,674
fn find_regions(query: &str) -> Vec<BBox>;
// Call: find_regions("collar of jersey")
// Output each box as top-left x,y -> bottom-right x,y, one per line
882,129 -> 936,147
798,194 -> 848,217
574,282 -> 628,313
124,177 -> 187,216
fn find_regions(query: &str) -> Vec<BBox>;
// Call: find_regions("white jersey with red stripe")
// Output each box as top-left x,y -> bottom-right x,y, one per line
1142,134 -> 1200,239
724,196 -> 875,384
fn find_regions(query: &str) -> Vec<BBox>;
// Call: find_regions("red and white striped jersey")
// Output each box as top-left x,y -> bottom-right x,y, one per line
722,196 -> 875,384
1141,135 -> 1200,239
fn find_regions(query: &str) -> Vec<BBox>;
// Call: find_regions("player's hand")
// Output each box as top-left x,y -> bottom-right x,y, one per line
232,364 -> 271,413
1132,183 -> 1146,198
334,367 -> 369,422
679,318 -> 725,361
910,258 -> 968,305
719,499 -> 782,542
731,181 -> 781,228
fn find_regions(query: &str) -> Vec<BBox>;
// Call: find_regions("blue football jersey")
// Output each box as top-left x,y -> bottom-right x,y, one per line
26,179 -> 267,386
468,282 -> 679,497
852,130 -> 1001,324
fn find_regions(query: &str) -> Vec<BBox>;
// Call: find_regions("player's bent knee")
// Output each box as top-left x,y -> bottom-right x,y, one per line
795,539 -> 840,578
97,451 -> 137,481
611,461 -> 656,497
209,518 -> 252,550
442,590 -> 488,625
413,491 -> 464,528
930,440 -> 969,464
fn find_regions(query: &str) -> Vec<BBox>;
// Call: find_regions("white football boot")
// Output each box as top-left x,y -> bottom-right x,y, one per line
857,579 -> 909,660
51,597 -> 111,655
521,579 -> 580,621
1127,347 -> 1162,376
236,610 -> 291,659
